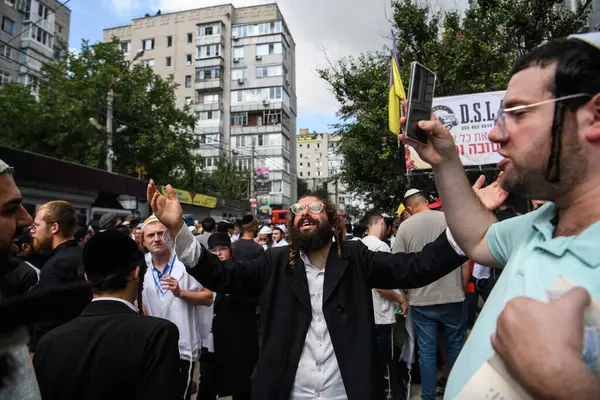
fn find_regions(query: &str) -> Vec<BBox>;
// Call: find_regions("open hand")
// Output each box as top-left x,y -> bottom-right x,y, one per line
147,179 -> 183,235
472,172 -> 508,211
398,116 -> 458,166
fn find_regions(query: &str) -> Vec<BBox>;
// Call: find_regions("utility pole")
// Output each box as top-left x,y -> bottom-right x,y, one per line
250,137 -> 256,216
106,88 -> 114,173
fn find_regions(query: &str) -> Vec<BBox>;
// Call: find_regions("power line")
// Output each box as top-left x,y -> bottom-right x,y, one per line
6,0 -> 72,45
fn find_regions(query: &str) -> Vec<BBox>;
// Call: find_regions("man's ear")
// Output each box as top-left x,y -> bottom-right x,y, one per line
584,93 -> 600,142
131,266 -> 141,281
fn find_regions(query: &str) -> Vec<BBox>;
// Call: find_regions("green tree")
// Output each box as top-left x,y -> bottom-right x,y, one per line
318,0 -> 589,210
297,179 -> 310,198
206,156 -> 251,200
0,39 -> 202,186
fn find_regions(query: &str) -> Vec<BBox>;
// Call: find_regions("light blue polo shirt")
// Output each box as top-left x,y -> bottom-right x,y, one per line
445,202 -> 600,399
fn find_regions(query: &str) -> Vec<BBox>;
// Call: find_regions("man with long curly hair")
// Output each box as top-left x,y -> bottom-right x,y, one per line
147,182 -> 469,400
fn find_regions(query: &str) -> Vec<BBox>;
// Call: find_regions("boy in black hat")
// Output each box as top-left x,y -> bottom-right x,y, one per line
33,231 -> 184,400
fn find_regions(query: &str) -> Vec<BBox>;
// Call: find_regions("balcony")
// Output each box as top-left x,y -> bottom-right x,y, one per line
231,100 -> 291,116
231,123 -> 286,135
195,120 -> 224,134
196,57 -> 224,69
195,78 -> 223,91
196,35 -> 225,47
194,101 -> 223,113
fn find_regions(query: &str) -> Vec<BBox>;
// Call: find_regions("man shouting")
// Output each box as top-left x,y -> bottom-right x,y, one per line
148,182 -> 467,400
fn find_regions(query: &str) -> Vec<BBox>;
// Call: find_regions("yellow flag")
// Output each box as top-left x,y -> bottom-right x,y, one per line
388,57 -> 406,135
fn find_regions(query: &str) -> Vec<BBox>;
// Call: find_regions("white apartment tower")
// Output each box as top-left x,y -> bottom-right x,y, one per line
103,3 -> 298,208
0,0 -> 70,87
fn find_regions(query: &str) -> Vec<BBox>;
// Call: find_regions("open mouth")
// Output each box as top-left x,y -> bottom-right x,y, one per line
299,219 -> 317,230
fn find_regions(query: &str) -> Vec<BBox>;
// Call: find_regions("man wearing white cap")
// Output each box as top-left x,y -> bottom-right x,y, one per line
405,32 -> 600,398
257,225 -> 273,250
141,215 -> 214,400
271,225 -> 288,247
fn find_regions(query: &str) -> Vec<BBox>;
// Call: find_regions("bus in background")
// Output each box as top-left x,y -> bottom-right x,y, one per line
272,209 -> 288,225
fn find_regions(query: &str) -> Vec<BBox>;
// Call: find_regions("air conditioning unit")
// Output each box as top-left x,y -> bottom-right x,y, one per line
238,78 -> 245,84
255,55 -> 262,60
285,79 -> 290,86
262,100 -> 270,107
233,58 -> 240,63
232,34 -> 239,40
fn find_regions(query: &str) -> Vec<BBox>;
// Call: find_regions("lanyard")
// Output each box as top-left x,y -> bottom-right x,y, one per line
152,254 -> 176,295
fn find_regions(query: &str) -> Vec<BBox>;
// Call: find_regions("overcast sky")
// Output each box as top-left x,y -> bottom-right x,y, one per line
82,0 -> 471,131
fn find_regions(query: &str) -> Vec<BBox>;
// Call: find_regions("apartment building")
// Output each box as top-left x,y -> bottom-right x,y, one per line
296,129 -> 352,211
0,0 -> 70,87
103,3 -> 297,208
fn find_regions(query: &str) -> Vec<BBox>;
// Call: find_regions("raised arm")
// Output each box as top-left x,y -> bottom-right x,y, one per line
400,117 -> 507,267
360,231 -> 468,290
147,180 -> 269,296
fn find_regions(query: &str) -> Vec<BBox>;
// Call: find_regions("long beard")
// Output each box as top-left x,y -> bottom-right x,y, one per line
289,216 -> 333,253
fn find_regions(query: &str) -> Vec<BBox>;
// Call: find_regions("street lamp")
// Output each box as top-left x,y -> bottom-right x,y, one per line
90,49 -> 145,173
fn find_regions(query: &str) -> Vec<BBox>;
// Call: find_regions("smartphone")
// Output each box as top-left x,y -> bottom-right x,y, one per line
403,62 -> 437,145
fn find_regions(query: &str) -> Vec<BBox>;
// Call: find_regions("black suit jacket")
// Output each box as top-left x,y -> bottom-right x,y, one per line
30,240 -> 92,350
33,300 -> 184,400
188,233 -> 467,400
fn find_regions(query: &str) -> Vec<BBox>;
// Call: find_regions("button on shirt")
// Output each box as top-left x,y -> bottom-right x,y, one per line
291,252 -> 347,400
445,203 -> 600,399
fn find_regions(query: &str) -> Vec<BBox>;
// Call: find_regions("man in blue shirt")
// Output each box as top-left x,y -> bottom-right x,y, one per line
404,32 -> 600,399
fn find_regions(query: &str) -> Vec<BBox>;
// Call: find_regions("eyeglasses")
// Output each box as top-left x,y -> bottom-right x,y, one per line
494,93 -> 592,139
290,202 -> 325,215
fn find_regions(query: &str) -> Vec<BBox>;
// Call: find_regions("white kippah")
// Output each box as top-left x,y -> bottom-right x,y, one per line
141,215 -> 160,230
0,159 -> 13,175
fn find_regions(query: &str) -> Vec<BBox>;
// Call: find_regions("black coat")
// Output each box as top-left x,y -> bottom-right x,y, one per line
33,300 -> 184,400
30,240 -> 92,351
188,233 -> 467,400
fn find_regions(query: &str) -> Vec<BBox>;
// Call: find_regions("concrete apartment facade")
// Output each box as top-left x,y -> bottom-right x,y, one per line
103,3 -> 297,209
0,0 -> 70,87
296,129 -> 352,211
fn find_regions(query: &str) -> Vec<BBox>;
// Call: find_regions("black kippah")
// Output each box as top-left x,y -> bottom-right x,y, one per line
83,231 -> 142,278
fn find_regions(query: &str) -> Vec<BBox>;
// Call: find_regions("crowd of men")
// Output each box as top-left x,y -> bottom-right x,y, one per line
0,32 -> 599,400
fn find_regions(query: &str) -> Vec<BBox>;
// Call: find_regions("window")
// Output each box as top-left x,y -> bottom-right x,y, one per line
195,66 -> 222,81
299,163 -> 303,167
307,144 -> 310,149
31,26 -> 50,46
185,75 -> 191,88
307,162 -> 311,167
271,180 -> 282,192
317,152 -> 322,159
143,39 -> 155,50
317,143 -> 321,149
300,172 -> 303,177
120,41 -> 131,55
299,154 -> 303,158
230,87 -> 285,104
231,112 -> 248,126
165,57 -> 172,67
185,96 -> 192,105
0,72 -> 10,86
186,54 -> 192,65
198,44 -> 220,58
167,36 -> 172,47
231,69 -> 247,81
38,3 -> 50,19
307,172 -> 311,177
57,24 -> 63,34
187,33 -> 193,43
232,21 -> 283,38
202,94 -> 219,104
256,65 -> 283,78
317,171 -> 322,177
198,111 -> 218,120
205,157 -> 215,168
205,26 -> 213,35
256,43 -> 282,56
0,45 -> 11,59
141,59 -> 154,67
233,46 -> 244,59
2,17 -> 15,35
198,23 -> 220,36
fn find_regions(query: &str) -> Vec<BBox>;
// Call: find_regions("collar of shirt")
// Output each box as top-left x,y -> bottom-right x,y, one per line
91,297 -> 137,312
531,202 -> 600,268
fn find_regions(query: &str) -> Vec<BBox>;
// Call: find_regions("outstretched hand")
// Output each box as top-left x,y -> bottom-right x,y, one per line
472,172 -> 508,211
398,116 -> 459,166
146,179 -> 184,235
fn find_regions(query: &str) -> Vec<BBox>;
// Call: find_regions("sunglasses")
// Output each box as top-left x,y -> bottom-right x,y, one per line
494,93 -> 592,139
290,202 -> 325,215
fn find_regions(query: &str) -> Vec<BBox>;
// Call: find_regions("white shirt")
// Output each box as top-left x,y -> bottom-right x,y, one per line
361,235 -> 398,325
272,238 -> 289,248
143,253 -> 213,361
91,297 -> 137,312
290,252 -> 347,400
472,263 -> 491,280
